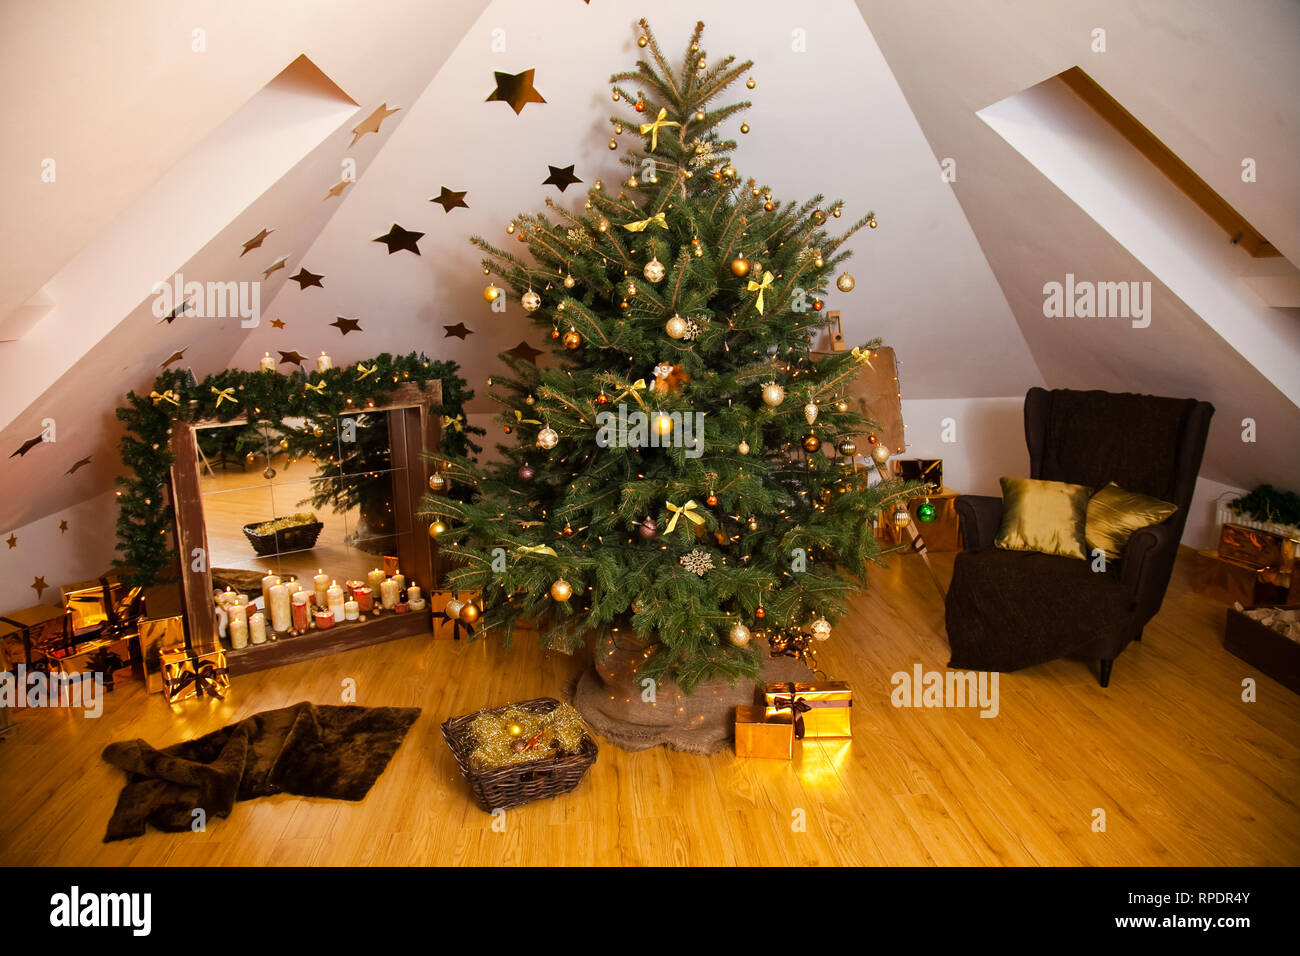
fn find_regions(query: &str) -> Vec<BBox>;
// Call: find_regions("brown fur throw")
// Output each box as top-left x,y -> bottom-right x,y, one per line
101,701 -> 419,842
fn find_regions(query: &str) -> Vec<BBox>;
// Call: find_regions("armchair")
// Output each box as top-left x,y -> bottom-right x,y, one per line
945,387 -> 1214,686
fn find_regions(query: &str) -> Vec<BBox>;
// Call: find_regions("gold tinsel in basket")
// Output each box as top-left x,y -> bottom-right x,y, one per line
467,703 -> 588,771
250,512 -> 318,535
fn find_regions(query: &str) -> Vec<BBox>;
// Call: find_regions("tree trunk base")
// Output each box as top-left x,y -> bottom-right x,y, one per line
571,630 -> 815,755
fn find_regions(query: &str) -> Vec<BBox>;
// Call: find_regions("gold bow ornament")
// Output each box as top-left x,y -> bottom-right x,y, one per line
850,346 -> 874,368
150,389 -> 180,407
665,500 -> 705,534
638,108 -> 680,151
442,414 -> 465,432
305,381 -> 328,395
356,362 -> 378,380
514,410 -> 541,426
623,212 -> 668,233
210,386 -> 237,408
747,271 -> 774,314
517,544 -> 558,557
614,379 -> 648,409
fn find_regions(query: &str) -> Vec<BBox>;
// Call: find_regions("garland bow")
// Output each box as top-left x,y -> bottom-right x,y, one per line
638,108 -> 680,151
747,271 -> 774,314
665,500 -> 705,534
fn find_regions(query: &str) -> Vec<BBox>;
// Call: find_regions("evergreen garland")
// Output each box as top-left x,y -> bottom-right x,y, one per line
113,352 -> 482,588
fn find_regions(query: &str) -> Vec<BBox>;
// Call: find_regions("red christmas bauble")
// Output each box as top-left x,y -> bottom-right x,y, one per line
706,494 -> 718,506
755,606 -> 766,619
637,517 -> 658,540
518,465 -> 536,481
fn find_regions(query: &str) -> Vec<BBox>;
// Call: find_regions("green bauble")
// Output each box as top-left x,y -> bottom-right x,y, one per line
917,502 -> 937,523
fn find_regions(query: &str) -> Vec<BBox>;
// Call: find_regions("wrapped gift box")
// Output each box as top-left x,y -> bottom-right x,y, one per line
139,616 -> 187,694
0,604 -> 71,669
1218,523 -> 1292,571
51,635 -> 137,691
734,705 -> 793,759
430,592 -> 482,640
158,645 -> 229,703
60,575 -> 124,633
764,681 -> 853,738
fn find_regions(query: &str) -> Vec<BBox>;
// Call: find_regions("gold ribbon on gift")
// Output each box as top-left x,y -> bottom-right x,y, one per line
442,414 -> 465,432
614,379 -> 648,409
356,362 -> 378,380
517,544 -> 558,557
149,389 -> 180,407
747,271 -> 774,314
622,212 -> 668,233
514,410 -> 541,426
850,346 -> 874,368
210,386 -> 237,408
638,108 -> 680,151
305,381 -> 328,395
665,500 -> 705,534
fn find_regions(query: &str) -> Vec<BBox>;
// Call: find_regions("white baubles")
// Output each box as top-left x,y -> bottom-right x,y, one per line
521,289 -> 541,312
728,621 -> 752,647
536,426 -> 559,450
810,618 -> 832,642
643,257 -> 666,283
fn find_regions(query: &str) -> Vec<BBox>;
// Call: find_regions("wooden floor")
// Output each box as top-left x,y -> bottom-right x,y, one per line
2,549 -> 1297,866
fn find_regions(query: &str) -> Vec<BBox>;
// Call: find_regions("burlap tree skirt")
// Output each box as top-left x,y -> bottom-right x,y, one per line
571,629 -> 815,755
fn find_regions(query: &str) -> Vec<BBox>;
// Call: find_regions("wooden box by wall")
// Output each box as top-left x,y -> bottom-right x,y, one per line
1224,605 -> 1300,694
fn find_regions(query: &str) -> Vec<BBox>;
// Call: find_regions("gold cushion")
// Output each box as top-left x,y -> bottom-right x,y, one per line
994,477 -> 1091,559
1085,482 -> 1178,559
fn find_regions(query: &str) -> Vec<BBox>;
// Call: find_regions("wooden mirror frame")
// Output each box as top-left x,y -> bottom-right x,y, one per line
167,381 -> 443,674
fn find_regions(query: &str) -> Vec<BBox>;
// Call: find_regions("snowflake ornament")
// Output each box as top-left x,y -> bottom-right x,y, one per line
679,548 -> 714,577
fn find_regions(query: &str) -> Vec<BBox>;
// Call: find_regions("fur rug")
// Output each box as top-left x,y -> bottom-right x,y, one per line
101,701 -> 419,842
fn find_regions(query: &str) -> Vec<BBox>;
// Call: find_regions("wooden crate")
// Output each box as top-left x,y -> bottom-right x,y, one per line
1224,605 -> 1300,694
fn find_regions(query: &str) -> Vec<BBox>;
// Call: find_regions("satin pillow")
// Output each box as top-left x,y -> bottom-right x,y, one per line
994,477 -> 1091,560
1085,481 -> 1178,559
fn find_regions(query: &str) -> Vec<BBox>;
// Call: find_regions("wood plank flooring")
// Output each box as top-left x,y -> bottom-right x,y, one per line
1,548 -> 1296,866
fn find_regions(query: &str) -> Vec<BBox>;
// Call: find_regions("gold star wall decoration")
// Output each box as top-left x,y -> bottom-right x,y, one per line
330,316 -> 362,335
278,350 -> 308,367
161,348 -> 188,368
32,576 -> 48,599
10,434 -> 43,458
505,340 -> 544,364
59,520 -> 68,534
486,69 -> 547,114
290,267 -> 324,289
263,256 -> 289,279
241,228 -> 273,256
443,322 -> 473,339
66,456 -> 91,475
325,180 -> 352,199
5,533 -> 15,549
349,103 -> 400,147
270,318 -> 286,329
431,186 -> 469,213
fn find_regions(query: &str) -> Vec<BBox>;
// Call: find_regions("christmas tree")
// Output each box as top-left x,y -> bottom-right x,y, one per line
424,20 -> 922,692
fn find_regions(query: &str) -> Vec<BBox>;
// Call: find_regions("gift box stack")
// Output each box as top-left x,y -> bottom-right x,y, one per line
734,680 -> 853,758
1194,523 -> 1298,605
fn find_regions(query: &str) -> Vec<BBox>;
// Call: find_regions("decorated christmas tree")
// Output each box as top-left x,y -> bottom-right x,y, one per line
423,20 -> 922,692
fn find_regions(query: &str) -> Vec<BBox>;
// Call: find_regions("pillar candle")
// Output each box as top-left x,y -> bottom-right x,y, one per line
236,593 -> 250,606
344,580 -> 364,600
344,600 -> 359,621
227,600 -> 248,633
269,583 -> 291,633
392,572 -> 405,597
354,586 -> 373,613
229,615 -> 249,649
249,612 -> 268,645
314,609 -> 335,630
261,573 -> 280,609
379,578 -> 399,610
327,582 -> 346,622
316,351 -> 333,373
367,568 -> 386,592
407,598 -> 426,612
291,590 -> 309,631
313,570 -> 330,607
407,585 -> 422,606
259,352 -> 276,372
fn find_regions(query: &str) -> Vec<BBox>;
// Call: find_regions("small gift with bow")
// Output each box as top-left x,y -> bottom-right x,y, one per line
764,681 -> 852,739
734,705 -> 793,759
159,644 -> 230,704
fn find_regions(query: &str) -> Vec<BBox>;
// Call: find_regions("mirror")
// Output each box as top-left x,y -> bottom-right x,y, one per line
195,412 -> 415,592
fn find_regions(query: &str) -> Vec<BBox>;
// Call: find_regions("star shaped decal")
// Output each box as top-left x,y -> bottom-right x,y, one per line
430,186 -> 469,213
290,267 -> 324,289
485,69 -> 547,114
331,316 -> 362,335
66,456 -> 91,475
505,340 -> 544,364
241,228 -> 273,256
10,434 -> 43,458
270,318 -> 286,329
160,298 -> 194,324
263,256 -> 289,279
349,103 -> 400,147
325,180 -> 351,199
161,348 -> 188,368
58,520 -> 68,534
32,576 -> 48,599
374,224 -> 424,255
5,533 -> 15,549
278,350 -> 308,367
543,164 -> 582,192
443,322 -> 474,339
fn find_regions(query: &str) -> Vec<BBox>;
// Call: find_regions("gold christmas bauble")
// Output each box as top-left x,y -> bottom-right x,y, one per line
837,439 -> 857,456
608,139 -> 618,150
665,314 -> 690,339
835,399 -> 850,413
458,602 -> 480,624
637,35 -> 648,47
537,427 -> 559,450
483,285 -> 502,303
832,205 -> 843,218
428,473 -> 447,491
562,329 -> 582,350
802,434 -> 822,453
550,579 -> 573,602
695,110 -> 705,121
868,216 -> 878,229
747,516 -> 759,532
429,519 -> 448,537
804,401 -> 818,425
737,440 -> 750,455
563,274 -> 576,289
740,123 -> 749,134
730,256 -> 751,278
643,258 -> 665,283
521,290 -> 541,312
892,506 -> 910,528
746,77 -> 756,89
721,165 -> 736,179
871,444 -> 891,464
728,622 -> 751,647
508,722 -> 525,737
761,382 -> 785,407
597,218 -> 610,233
836,273 -> 856,293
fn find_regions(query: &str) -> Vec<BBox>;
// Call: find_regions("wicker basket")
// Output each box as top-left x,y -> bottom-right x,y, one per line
241,518 -> 324,557
441,697 -> 598,812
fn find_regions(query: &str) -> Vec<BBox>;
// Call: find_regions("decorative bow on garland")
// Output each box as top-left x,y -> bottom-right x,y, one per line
623,212 -> 668,233
517,544 -> 558,557
210,386 -> 237,408
356,362 -> 378,380
638,108 -> 680,151
514,409 -> 541,426
614,378 -> 648,409
168,652 -> 228,702
850,346 -> 874,368
664,500 -> 705,534
747,271 -> 774,314
149,389 -> 180,407
769,683 -> 813,739
305,381 -> 328,395
442,414 -> 465,432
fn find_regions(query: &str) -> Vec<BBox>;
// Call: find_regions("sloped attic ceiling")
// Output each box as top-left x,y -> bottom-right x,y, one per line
855,0 -> 1300,488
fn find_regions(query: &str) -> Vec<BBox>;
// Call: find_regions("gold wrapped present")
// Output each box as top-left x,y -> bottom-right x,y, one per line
52,635 -> 137,691
734,705 -> 793,759
0,604 -> 71,667
139,616 -> 186,694
764,681 -> 853,738
158,646 -> 229,704
60,576 -> 124,633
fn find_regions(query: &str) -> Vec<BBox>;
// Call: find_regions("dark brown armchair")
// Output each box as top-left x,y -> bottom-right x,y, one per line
945,387 -> 1214,686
